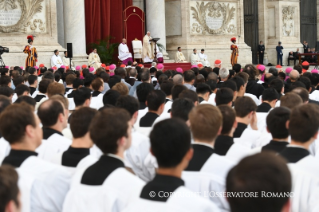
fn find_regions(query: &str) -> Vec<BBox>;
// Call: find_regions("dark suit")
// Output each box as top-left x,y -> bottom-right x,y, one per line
262,140 -> 289,153
258,44 -> 265,64
256,102 -> 272,113
139,112 -> 159,127
276,46 -> 283,66
303,44 -> 309,53
126,78 -> 136,86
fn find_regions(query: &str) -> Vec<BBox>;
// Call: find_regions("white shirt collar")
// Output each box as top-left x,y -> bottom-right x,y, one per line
107,153 -> 125,164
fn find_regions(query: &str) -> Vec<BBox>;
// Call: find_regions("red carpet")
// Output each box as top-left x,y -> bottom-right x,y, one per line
143,63 -> 192,72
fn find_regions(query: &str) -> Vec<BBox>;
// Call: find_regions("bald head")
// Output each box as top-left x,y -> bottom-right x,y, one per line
38,99 -> 65,128
173,74 -> 184,85
289,70 -> 300,82
122,38 -> 127,44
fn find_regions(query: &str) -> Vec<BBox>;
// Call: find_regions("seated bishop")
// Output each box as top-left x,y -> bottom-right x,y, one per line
51,49 -> 64,68
156,44 -> 164,63
88,48 -> 102,70
62,108 -> 144,212
118,38 -> 133,65
175,47 -> 187,63
199,49 -> 211,67
123,119 -> 220,212
190,48 -> 202,65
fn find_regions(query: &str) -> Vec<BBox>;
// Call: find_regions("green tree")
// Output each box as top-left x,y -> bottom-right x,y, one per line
88,36 -> 119,64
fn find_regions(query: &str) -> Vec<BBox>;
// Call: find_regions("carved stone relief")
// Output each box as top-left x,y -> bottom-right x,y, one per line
282,6 -> 295,37
190,1 -> 237,35
0,0 -> 46,33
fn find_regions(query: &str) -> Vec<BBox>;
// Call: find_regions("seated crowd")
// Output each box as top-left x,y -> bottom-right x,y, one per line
1,60 -> 319,212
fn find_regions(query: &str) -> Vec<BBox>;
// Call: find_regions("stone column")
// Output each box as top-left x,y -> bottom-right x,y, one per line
63,0 -> 88,66
146,0 -> 169,59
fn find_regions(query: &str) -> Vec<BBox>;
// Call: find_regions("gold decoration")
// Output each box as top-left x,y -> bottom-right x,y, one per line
0,0 -> 44,33
25,19 -> 45,32
282,6 -> 295,37
191,1 -> 236,35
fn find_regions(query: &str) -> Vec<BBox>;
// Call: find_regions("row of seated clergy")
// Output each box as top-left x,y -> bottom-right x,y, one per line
175,47 -> 211,67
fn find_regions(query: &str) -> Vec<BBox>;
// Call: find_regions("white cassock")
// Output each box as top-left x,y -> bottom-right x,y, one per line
122,184 -> 220,212
199,53 -> 211,67
51,54 -> 63,68
36,132 -> 72,162
0,137 -> 10,163
62,56 -> 74,68
118,43 -> 132,61
175,51 -> 187,63
191,53 -> 202,65
142,35 -> 154,63
155,45 -> 163,59
14,155 -> 71,212
88,52 -> 102,70
62,154 -> 145,212
90,93 -> 104,110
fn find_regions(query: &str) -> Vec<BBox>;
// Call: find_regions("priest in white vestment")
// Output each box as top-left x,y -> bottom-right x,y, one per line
199,49 -> 211,67
156,44 -> 164,63
175,47 -> 187,63
62,51 -> 74,68
190,48 -> 202,65
51,49 -> 63,68
118,38 -> 133,65
142,31 -> 155,63
88,48 -> 102,70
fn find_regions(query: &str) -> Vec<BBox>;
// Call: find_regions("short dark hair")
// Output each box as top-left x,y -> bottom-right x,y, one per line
14,96 -> 36,108
234,96 -> 257,117
0,165 -> 20,212
0,103 -> 36,144
28,75 -> 38,85
230,76 -> 245,92
179,90 -> 198,103
158,74 -> 168,85
150,119 -> 191,168
266,107 -> 290,139
38,79 -> 51,94
233,64 -> 241,73
196,83 -> 211,95
28,67 -> 36,75
171,98 -> 194,121
206,80 -> 217,91
83,74 -> 95,87
299,76 -> 311,91
213,67 -> 220,76
280,93 -> 303,109
216,88 -> 234,106
15,84 -> 30,96
73,78 -> 84,89
262,88 -> 279,102
0,76 -> 11,87
0,95 -> 11,114
289,104 -> 319,142
227,152 -> 291,212
70,107 -> 97,138
172,84 -> 187,100
218,105 -> 236,135
184,70 -> 195,82
220,80 -> 237,92
269,79 -> 284,94
12,76 -> 24,87
65,74 -> 76,86
146,90 -> 166,111
291,87 -> 309,102
73,87 -> 92,107
0,86 -> 14,98
47,82 -> 65,98
136,82 -> 154,103
268,67 -> 278,77
90,108 -> 131,154
38,99 -> 65,128
115,95 -> 139,117
43,71 -> 55,82
103,89 -> 120,106
160,80 -> 174,96
293,64 -> 302,74
141,70 -> 150,82
91,78 -> 103,91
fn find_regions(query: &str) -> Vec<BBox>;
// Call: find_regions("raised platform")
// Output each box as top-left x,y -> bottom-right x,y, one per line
143,62 -> 192,72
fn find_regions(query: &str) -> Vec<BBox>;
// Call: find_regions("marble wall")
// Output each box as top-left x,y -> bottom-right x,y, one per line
165,0 -> 182,36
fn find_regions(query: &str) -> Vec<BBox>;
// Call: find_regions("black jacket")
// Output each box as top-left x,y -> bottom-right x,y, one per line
246,80 -> 265,98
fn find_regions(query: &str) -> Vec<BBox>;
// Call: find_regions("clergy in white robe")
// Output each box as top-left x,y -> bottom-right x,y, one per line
118,38 -> 133,65
175,47 -> 187,63
51,49 -> 63,68
190,49 -> 202,65
62,51 -> 74,68
142,31 -> 155,63
199,49 -> 211,67
88,49 -> 102,70
62,108 -> 145,212
0,103 -> 71,212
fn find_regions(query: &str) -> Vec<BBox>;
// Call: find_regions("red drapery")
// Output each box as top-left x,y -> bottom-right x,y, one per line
85,0 -> 132,54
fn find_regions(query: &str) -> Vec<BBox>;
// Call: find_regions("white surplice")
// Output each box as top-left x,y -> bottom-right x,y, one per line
62,56 -> 74,68
118,43 -> 133,61
51,54 -> 63,68
88,52 -> 102,70
199,53 -> 211,67
175,51 -> 186,63
190,53 -> 202,65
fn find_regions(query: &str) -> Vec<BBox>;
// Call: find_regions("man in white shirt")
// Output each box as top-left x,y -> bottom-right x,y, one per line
199,49 -> 211,67
123,119 -> 220,211
175,47 -> 187,63
0,103 -> 70,212
118,38 -> 133,65
36,99 -> 71,161
190,48 -> 202,65
63,108 -> 144,212
51,49 -> 63,68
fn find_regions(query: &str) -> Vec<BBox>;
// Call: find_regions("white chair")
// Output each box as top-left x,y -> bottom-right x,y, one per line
132,39 -> 142,60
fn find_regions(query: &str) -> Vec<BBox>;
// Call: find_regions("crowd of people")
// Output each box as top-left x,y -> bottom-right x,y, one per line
1,59 -> 319,212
